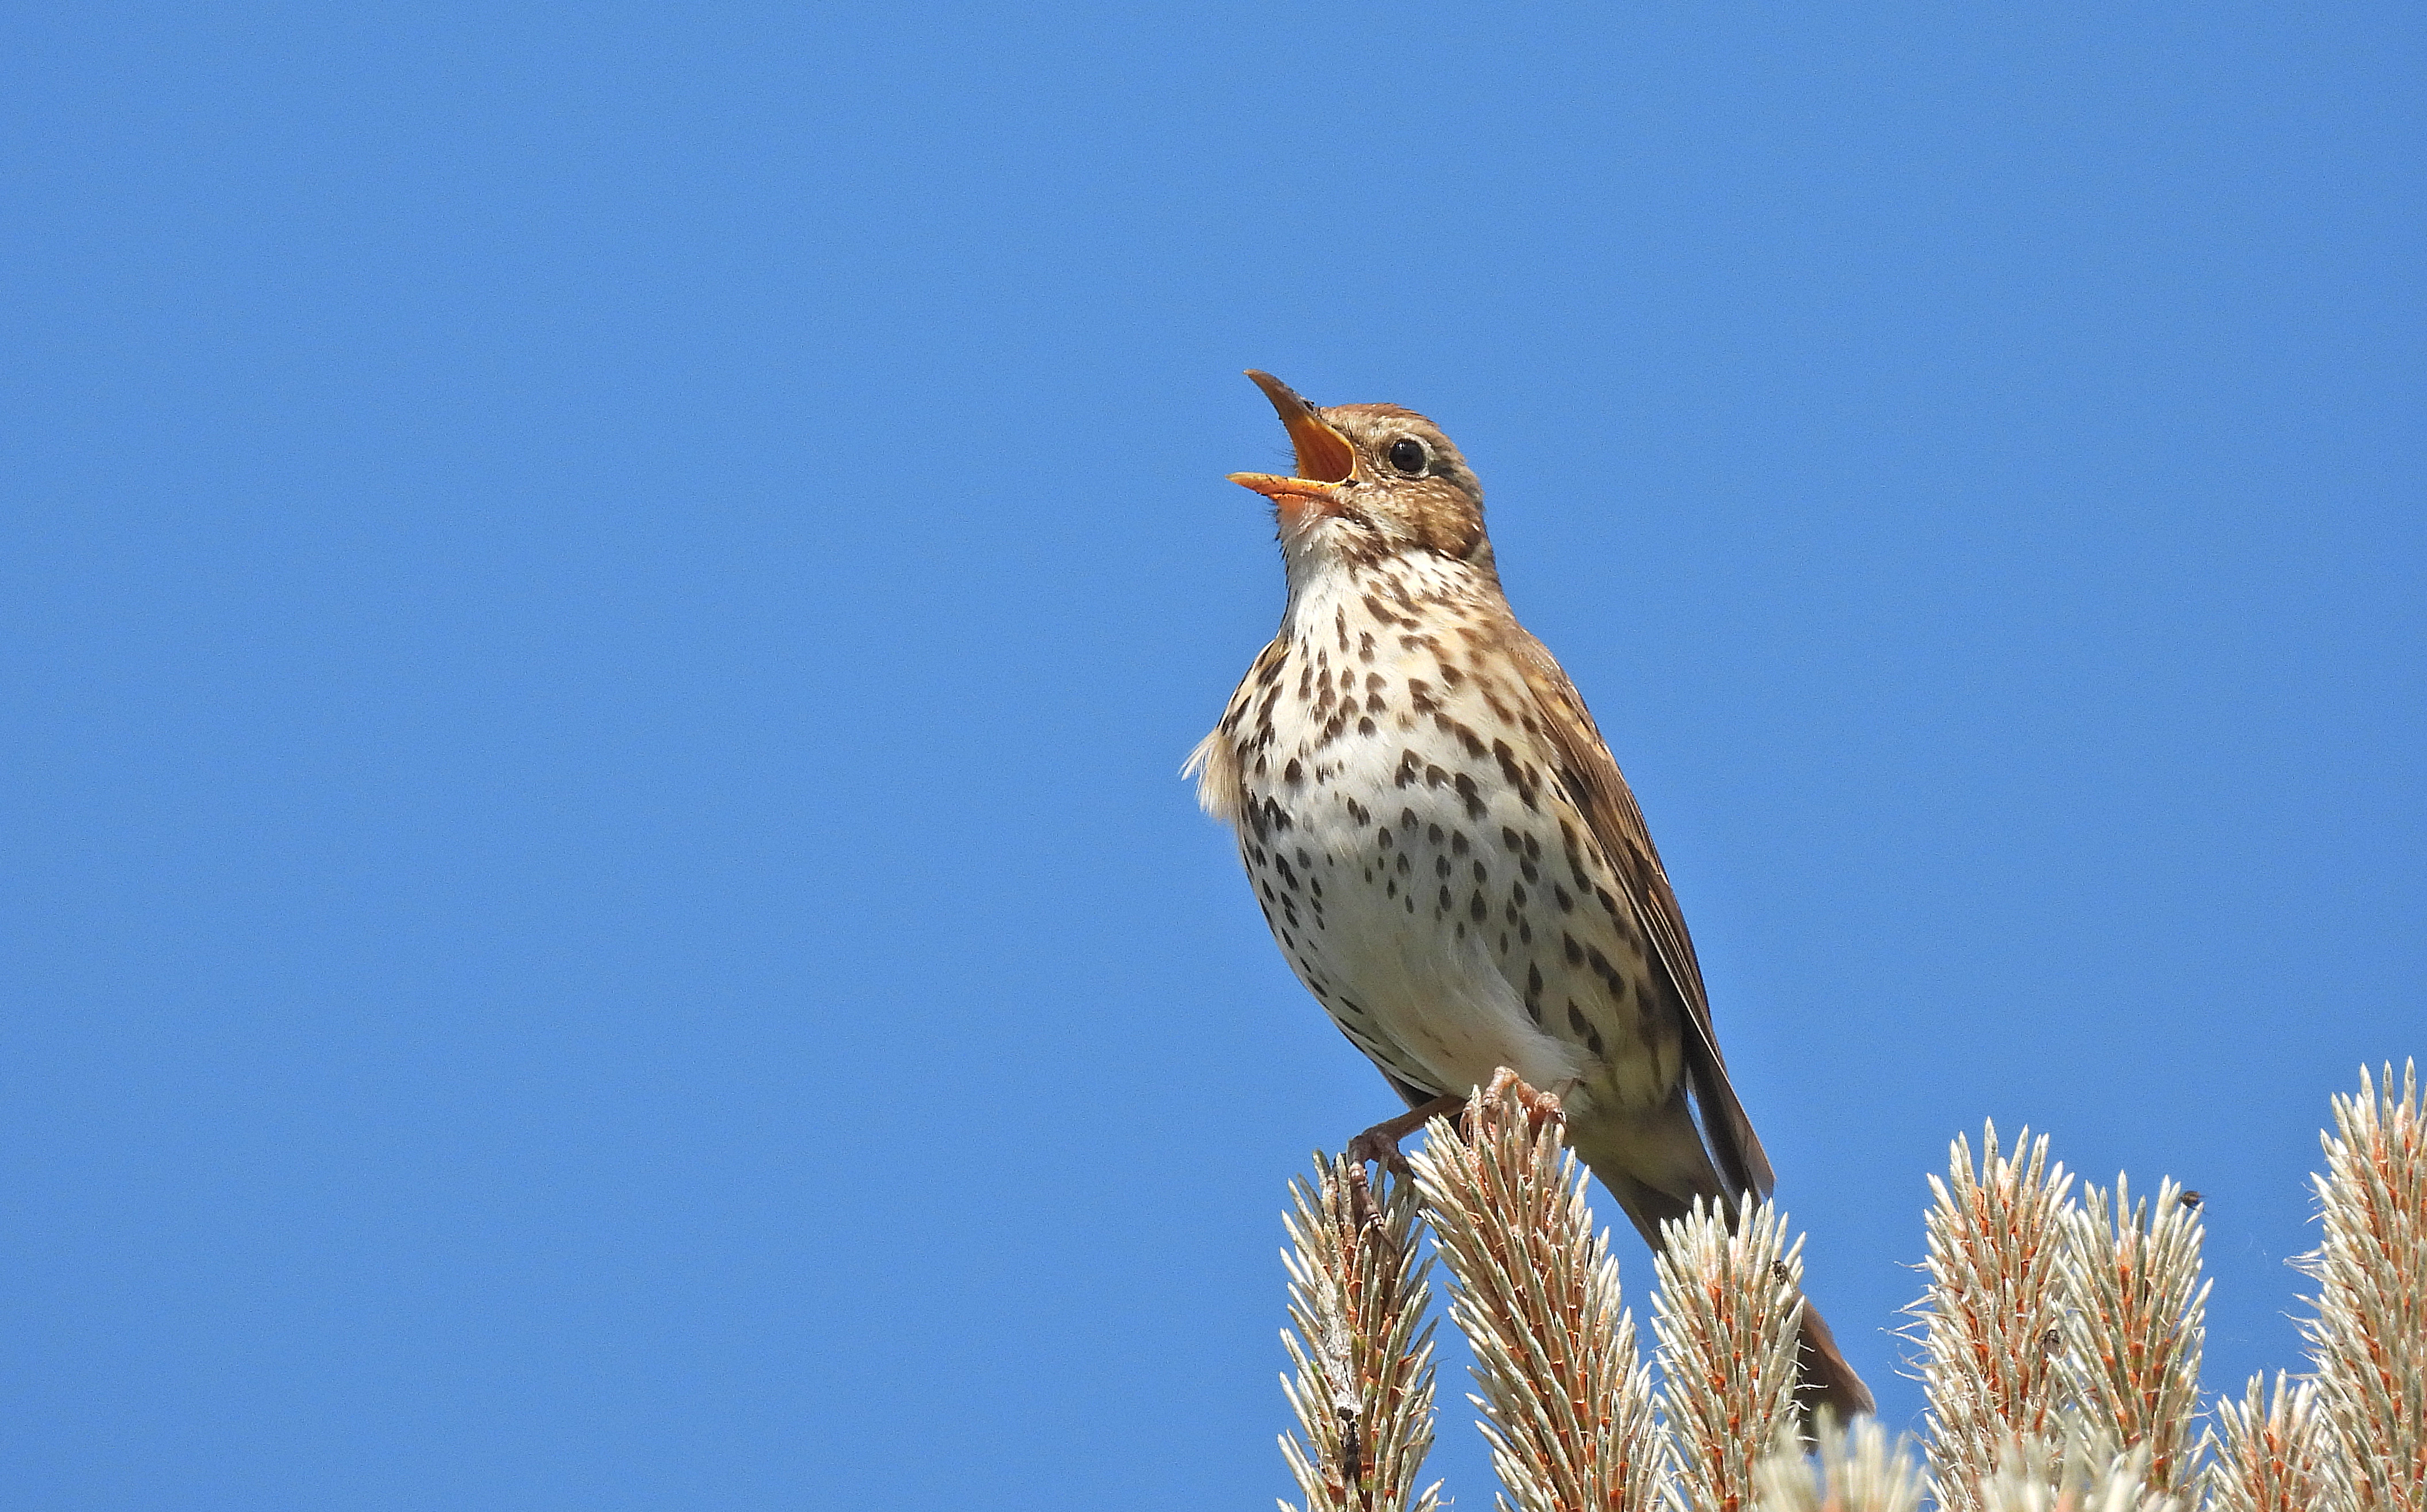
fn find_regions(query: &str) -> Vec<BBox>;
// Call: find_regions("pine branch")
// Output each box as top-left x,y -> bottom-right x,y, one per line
1910,1126 -> 2077,1512
1279,1153 -> 1443,1512
1408,1076 -> 1665,1512
2056,1176 -> 2210,1496
1261,1061 -> 2424,1512
2299,1060 -> 2425,1512
2206,1371 -> 2336,1512
1970,1436 -> 2183,1512
1654,1198 -> 1809,1512
1753,1414 -> 1925,1512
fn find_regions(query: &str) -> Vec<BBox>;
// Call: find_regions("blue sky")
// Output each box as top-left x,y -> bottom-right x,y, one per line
5,5 -> 2421,1507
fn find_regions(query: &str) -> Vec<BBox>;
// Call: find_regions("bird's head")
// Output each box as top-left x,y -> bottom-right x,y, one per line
1229,371 -> 1494,580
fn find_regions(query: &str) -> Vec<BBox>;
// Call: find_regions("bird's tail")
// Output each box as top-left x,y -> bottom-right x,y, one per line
1568,1114 -> 1874,1424
1792,1295 -> 1876,1421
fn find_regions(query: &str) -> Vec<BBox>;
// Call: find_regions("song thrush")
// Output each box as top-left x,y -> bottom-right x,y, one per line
1189,370 -> 1873,1420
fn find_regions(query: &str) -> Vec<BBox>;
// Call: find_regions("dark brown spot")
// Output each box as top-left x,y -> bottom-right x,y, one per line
1585,943 -> 1612,977
1492,738 -> 1528,791
1559,821 -> 1593,886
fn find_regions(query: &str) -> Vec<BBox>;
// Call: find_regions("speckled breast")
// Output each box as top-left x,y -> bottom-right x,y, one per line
1214,562 -> 1675,1110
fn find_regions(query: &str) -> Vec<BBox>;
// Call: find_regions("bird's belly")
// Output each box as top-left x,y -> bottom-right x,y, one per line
1238,720 -> 1596,1101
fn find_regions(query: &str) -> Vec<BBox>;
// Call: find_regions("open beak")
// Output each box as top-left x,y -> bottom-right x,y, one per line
1229,369 -> 1358,511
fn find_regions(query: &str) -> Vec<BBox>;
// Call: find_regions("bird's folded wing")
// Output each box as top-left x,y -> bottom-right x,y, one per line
1508,630 -> 1777,1201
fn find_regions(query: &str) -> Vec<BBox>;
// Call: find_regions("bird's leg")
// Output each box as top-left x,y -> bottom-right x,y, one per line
1343,1093 -> 1462,1230
1346,1093 -> 1465,1175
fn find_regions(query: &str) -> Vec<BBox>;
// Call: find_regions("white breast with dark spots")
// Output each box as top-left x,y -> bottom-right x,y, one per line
1222,558 -> 1659,1105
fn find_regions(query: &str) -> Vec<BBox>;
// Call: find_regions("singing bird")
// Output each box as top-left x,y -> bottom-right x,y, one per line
1188,371 -> 1872,1419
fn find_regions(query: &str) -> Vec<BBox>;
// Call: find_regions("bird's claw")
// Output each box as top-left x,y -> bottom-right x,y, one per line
1345,1126 -> 1416,1178
1480,1067 -> 1567,1132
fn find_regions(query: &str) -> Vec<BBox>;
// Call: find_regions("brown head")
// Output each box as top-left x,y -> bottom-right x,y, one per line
1229,371 -> 1496,578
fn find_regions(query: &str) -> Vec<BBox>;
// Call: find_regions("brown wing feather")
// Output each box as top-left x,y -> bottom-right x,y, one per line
1507,629 -> 1777,1200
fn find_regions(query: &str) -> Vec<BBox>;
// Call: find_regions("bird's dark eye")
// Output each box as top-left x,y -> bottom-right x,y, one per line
1387,438 -> 1427,475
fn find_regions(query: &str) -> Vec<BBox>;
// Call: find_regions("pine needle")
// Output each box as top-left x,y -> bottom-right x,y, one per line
1279,1152 -> 1443,1512
1909,1125 -> 2075,1512
1655,1198 -> 1810,1512
2298,1060 -> 2425,1512
1409,1076 -> 1665,1512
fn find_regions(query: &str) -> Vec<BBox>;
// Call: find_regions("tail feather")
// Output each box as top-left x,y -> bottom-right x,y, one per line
1566,1101 -> 1874,1423
1794,1297 -> 1877,1421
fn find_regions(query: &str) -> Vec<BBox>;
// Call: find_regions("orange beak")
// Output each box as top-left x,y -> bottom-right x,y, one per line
1228,369 -> 1357,511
